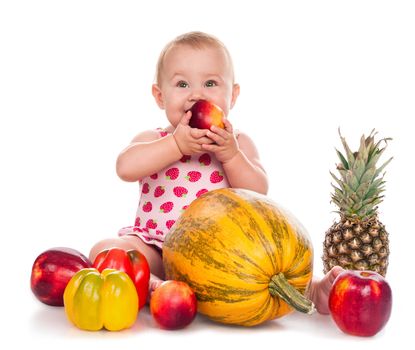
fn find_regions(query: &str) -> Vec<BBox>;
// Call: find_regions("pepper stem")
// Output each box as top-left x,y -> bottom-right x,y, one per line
269,272 -> 315,315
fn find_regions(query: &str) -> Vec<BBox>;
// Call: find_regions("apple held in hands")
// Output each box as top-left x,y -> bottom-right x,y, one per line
31,247 -> 92,306
329,270 -> 392,337
150,280 -> 197,330
188,100 -> 225,130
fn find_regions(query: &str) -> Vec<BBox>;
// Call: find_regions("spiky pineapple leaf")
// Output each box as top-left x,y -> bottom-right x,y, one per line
353,157 -> 366,181
337,168 -> 349,183
346,170 -> 360,191
359,134 -> 370,162
364,182 -> 385,202
330,129 -> 392,219
374,157 -> 393,180
330,172 -> 346,191
335,148 -> 349,170
339,129 -> 355,167
355,185 -> 368,199
360,166 -> 377,185
331,183 -> 343,196
367,147 -> 387,169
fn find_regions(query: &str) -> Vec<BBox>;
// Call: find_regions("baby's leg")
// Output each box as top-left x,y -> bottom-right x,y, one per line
89,236 -> 165,280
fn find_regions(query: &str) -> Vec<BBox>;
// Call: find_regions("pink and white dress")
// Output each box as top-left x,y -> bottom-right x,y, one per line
118,128 -> 230,250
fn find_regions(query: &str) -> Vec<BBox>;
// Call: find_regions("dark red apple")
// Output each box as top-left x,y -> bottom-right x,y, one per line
188,99 -> 225,129
150,280 -> 197,329
31,247 -> 92,306
329,270 -> 392,337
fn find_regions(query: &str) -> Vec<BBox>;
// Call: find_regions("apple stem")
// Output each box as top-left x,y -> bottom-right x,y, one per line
269,273 -> 315,315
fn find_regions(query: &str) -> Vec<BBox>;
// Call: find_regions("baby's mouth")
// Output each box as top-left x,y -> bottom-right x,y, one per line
185,103 -> 196,113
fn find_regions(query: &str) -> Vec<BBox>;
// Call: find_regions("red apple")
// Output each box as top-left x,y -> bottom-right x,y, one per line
329,270 -> 392,337
188,99 -> 225,129
150,280 -> 197,329
31,247 -> 92,306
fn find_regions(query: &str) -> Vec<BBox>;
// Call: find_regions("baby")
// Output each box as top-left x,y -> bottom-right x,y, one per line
89,31 -> 342,314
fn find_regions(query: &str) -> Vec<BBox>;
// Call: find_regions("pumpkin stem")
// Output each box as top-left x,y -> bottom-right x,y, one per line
269,273 -> 315,315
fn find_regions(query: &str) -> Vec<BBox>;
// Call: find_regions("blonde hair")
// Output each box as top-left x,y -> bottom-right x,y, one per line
155,31 -> 235,85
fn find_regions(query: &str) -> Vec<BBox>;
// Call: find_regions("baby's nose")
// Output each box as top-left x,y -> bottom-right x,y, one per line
188,89 -> 204,101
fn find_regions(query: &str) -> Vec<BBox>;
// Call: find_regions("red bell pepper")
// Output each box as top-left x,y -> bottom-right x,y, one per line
93,248 -> 150,309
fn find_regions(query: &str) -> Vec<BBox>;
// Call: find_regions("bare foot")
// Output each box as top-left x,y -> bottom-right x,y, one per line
307,266 -> 344,314
147,274 -> 164,304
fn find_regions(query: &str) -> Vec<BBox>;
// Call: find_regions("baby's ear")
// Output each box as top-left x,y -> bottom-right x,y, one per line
152,84 -> 165,109
230,83 -> 240,109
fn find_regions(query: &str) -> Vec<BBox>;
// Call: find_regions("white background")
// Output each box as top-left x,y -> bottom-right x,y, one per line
1,0 -> 414,348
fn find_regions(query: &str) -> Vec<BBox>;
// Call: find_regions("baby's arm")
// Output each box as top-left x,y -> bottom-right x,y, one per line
306,266 -> 344,314
221,132 -> 268,194
116,130 -> 182,182
117,113 -> 213,182
202,119 -> 268,194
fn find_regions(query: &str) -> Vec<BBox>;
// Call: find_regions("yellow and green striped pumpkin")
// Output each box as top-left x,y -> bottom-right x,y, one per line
163,188 -> 315,327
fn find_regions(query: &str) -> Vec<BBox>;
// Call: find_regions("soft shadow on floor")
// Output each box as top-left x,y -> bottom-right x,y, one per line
29,301 -> 351,340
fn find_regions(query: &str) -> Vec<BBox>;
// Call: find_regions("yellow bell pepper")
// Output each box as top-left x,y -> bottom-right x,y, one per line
63,268 -> 138,331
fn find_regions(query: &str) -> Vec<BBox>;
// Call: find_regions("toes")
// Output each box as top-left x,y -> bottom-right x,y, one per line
149,279 -> 163,292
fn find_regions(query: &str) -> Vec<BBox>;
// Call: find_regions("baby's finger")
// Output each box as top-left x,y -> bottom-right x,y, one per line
197,136 -> 215,145
223,117 -> 233,133
179,111 -> 192,126
195,143 -> 205,152
328,266 -> 344,283
209,125 -> 228,139
202,143 -> 219,152
207,129 -> 225,145
190,128 -> 209,138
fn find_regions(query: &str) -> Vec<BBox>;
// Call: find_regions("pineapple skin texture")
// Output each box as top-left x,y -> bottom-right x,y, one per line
323,215 -> 389,276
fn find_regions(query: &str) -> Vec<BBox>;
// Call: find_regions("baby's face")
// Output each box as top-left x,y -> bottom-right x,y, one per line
155,44 -> 238,127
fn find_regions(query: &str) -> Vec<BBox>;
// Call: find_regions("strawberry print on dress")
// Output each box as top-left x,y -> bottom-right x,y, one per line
142,202 -> 152,212
154,186 -> 165,198
118,128 -> 230,249
210,170 -> 224,183
173,186 -> 188,197
199,153 -> 211,166
142,183 -> 150,194
186,171 -> 202,182
165,167 -> 179,180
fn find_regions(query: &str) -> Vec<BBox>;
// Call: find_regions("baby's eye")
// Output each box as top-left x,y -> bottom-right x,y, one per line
176,81 -> 189,88
205,80 -> 218,87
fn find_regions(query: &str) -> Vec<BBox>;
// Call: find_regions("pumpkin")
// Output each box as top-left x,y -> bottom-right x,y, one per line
163,188 -> 315,326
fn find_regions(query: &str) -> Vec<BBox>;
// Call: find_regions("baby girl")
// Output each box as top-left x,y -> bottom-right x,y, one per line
89,31 -> 342,314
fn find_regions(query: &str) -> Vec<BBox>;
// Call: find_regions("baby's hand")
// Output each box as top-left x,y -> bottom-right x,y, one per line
173,112 -> 214,155
202,118 -> 239,163
308,266 -> 344,314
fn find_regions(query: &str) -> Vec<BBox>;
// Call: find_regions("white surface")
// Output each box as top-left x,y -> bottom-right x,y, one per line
1,1 -> 414,348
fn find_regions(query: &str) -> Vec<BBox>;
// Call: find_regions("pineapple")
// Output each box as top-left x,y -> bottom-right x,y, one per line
323,129 -> 392,276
